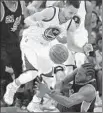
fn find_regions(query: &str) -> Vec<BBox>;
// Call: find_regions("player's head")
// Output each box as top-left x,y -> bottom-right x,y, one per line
63,0 -> 80,21
91,11 -> 100,29
90,28 -> 98,44
75,63 -> 95,84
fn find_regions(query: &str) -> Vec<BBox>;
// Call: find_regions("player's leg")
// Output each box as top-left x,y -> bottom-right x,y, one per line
4,44 -> 38,105
27,49 -> 53,112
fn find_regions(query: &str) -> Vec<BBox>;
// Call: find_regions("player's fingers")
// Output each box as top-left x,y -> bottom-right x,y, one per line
35,85 -> 38,89
35,81 -> 40,87
36,76 -> 41,83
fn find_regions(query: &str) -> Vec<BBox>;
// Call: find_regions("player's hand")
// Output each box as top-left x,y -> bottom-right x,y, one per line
83,43 -> 93,55
5,66 -> 14,74
35,77 -> 50,98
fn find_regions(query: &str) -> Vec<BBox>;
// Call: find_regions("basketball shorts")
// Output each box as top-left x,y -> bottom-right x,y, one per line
20,34 -> 54,75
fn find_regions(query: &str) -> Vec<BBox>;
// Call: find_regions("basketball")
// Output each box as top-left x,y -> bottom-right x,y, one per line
49,44 -> 69,64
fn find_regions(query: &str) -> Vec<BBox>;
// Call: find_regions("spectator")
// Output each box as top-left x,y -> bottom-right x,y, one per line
95,33 -> 102,99
98,23 -> 102,35
91,11 -> 100,29
89,28 -> 98,51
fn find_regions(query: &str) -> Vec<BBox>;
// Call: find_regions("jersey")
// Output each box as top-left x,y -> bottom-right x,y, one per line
74,1 -> 88,47
71,79 -> 96,112
1,1 -> 22,45
22,7 -> 71,48
74,1 -> 89,68
21,7 -> 72,73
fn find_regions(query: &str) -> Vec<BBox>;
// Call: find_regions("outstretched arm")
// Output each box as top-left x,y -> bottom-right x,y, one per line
36,78 -> 96,110
20,1 -> 30,18
85,1 -> 93,39
48,84 -> 96,109
27,1 -> 44,15
24,7 -> 54,26
67,20 -> 84,53
67,19 -> 93,54
61,68 -> 77,85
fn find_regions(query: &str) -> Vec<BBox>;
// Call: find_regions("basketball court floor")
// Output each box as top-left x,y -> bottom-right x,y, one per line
1,106 -> 102,112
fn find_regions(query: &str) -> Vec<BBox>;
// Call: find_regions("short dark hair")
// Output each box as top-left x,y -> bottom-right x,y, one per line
66,0 -> 80,9
82,63 -> 95,78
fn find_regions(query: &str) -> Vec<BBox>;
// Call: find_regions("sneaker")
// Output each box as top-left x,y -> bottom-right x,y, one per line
21,99 -> 30,110
3,82 -> 19,105
27,101 -> 43,112
95,99 -> 102,107
95,92 -> 102,107
15,98 -> 22,108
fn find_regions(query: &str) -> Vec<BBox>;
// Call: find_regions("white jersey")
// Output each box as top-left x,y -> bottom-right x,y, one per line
74,1 -> 88,47
21,7 -> 71,74
22,7 -> 71,47
74,1 -> 88,67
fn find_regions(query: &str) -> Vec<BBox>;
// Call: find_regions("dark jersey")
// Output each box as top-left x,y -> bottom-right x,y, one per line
1,1 -> 22,45
57,78 -> 96,112
71,79 -> 96,112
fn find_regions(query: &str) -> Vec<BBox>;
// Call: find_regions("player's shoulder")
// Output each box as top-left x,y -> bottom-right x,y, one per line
42,6 -> 58,21
79,84 -> 96,101
45,6 -> 57,13
80,84 -> 96,93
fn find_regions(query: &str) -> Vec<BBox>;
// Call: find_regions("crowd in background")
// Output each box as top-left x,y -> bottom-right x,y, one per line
0,0 -> 102,111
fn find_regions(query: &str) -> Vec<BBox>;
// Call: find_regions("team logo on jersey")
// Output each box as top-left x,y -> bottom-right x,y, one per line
5,15 -> 14,23
11,15 -> 21,32
43,26 -> 61,41
73,15 -> 81,25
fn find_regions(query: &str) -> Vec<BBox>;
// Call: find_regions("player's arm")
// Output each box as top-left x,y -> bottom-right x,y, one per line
27,1 -> 44,15
20,1 -> 30,18
48,84 -> 96,109
67,20 -> 84,53
24,7 -> 55,26
57,36 -> 67,44
85,1 -> 93,39
53,1 -> 64,8
61,68 -> 77,85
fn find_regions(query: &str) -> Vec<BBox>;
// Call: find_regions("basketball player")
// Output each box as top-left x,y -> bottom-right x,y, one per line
36,63 -> 97,112
3,0 -> 80,103
4,0 -> 92,111
66,0 -> 94,68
